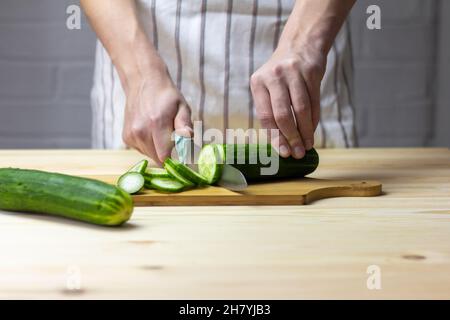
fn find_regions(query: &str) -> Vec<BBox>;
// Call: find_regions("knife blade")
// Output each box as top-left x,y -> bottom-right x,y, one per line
174,134 -> 191,165
216,163 -> 248,191
174,134 -> 247,191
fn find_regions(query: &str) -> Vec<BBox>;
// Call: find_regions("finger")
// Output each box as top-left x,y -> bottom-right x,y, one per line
289,77 -> 314,151
267,80 -> 305,159
251,80 -> 290,157
174,103 -> 193,137
305,77 -> 321,132
267,128 -> 289,157
151,112 -> 175,163
136,133 -> 161,166
124,122 -> 160,164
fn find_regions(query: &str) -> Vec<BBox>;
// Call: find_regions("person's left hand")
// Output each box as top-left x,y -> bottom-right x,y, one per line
250,45 -> 326,159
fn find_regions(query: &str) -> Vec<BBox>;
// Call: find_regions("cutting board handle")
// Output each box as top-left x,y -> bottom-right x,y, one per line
305,181 -> 382,204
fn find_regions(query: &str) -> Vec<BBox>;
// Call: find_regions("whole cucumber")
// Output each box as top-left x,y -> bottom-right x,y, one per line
0,168 -> 133,226
221,144 -> 319,182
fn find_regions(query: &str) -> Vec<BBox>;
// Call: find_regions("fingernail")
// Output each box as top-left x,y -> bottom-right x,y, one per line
293,146 -> 305,159
176,126 -> 193,138
279,145 -> 290,157
305,139 -> 313,150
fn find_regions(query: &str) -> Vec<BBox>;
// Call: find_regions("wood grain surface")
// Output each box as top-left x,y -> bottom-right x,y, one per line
0,148 -> 449,299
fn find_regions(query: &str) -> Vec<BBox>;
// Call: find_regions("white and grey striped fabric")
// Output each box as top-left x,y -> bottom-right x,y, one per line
90,0 -> 357,149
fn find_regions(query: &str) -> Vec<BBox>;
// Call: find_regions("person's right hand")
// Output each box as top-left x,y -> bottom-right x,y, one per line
122,63 -> 192,165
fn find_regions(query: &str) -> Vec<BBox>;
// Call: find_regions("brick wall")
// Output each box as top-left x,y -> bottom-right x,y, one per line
433,0 -> 450,147
0,0 -> 95,148
350,0 -> 442,147
0,0 -> 448,148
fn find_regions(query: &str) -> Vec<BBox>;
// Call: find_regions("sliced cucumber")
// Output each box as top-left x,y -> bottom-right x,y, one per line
144,179 -> 153,190
164,161 -> 195,187
127,159 -> 148,174
198,144 -> 223,184
117,172 -> 145,194
145,167 -> 170,178
216,144 -> 225,164
143,167 -> 171,189
164,158 -> 209,185
150,177 -> 185,193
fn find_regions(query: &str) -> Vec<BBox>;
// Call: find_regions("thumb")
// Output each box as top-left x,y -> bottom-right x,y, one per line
174,103 -> 193,137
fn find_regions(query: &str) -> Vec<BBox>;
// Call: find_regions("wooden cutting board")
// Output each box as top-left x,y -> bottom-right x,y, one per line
88,175 -> 382,206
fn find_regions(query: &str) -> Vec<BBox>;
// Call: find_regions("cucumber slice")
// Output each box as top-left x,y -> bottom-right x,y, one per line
164,161 -> 195,187
165,158 -> 209,185
216,144 -> 225,164
145,167 -> 170,178
150,177 -> 185,193
198,144 -> 223,184
127,159 -> 148,174
117,172 -> 145,195
144,167 -> 171,189
144,180 -> 153,190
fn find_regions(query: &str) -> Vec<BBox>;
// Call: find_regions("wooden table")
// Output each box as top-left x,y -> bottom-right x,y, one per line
0,148 -> 449,299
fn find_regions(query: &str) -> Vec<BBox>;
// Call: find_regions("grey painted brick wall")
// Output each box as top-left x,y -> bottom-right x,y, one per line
0,0 -> 95,148
434,0 -> 450,146
0,0 -> 448,149
350,0 -> 445,147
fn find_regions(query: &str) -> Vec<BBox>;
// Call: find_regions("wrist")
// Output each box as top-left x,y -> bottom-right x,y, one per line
111,33 -> 167,94
274,32 -> 328,71
277,0 -> 350,57
122,58 -> 168,95
277,21 -> 334,59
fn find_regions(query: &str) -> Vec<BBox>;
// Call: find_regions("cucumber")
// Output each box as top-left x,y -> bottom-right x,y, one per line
0,168 -> 133,226
208,144 -> 319,182
164,158 -> 209,185
119,159 -> 147,193
127,159 -> 148,174
164,161 -> 195,187
143,168 -> 170,189
144,180 -> 153,189
149,177 -> 185,193
117,172 -> 145,194
145,167 -> 170,178
197,144 -> 224,184
216,144 -> 225,164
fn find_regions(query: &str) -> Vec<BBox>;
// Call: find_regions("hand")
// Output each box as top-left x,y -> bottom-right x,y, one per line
122,64 -> 192,165
250,45 -> 326,159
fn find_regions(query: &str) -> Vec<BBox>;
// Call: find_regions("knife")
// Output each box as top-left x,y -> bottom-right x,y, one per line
174,134 -> 248,191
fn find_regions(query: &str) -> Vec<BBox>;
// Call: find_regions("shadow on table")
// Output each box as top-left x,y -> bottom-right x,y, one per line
0,210 -> 140,232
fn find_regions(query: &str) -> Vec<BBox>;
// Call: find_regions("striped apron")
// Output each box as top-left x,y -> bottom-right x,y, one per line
90,0 -> 357,149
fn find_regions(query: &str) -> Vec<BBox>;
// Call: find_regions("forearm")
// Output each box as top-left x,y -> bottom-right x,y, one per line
80,0 -> 163,92
278,0 -> 356,55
